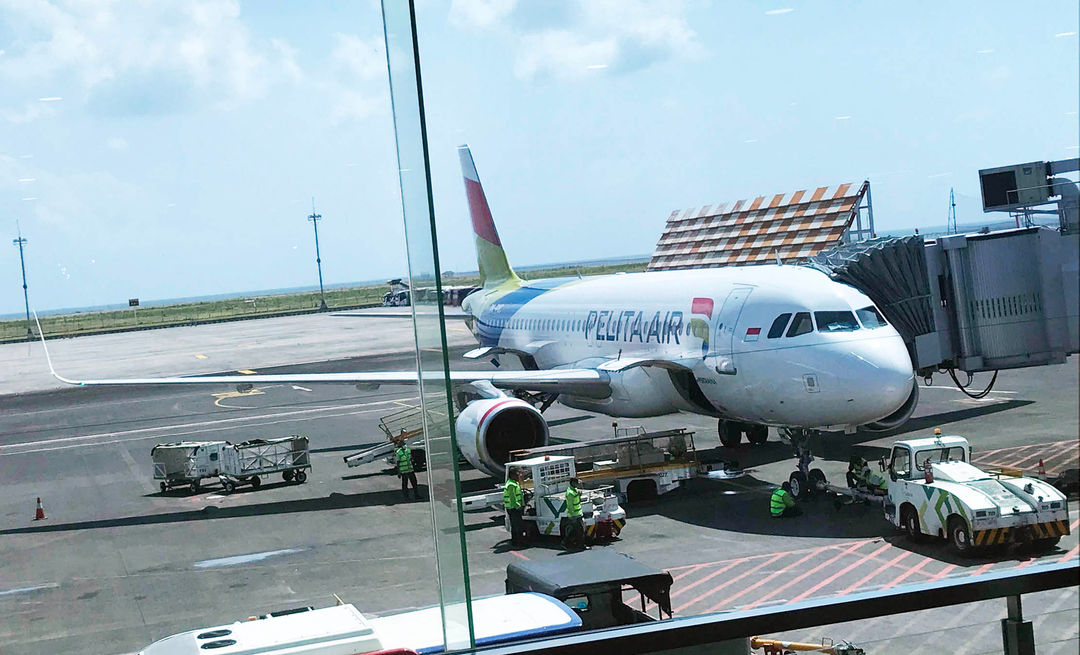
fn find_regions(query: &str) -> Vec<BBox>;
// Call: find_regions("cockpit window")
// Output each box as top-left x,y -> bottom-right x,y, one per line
786,312 -> 813,337
815,311 -> 860,332
856,305 -> 888,328
767,313 -> 792,339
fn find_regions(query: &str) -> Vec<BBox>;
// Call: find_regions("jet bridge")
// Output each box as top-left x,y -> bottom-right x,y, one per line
811,225 -> 1078,377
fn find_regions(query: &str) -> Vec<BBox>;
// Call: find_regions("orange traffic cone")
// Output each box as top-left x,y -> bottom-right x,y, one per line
33,497 -> 46,520
1037,459 -> 1046,477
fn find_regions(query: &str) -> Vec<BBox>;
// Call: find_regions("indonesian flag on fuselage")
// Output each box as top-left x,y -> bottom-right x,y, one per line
744,327 -> 761,342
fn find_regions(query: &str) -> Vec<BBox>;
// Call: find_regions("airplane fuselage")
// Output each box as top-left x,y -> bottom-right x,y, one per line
463,264 -> 915,431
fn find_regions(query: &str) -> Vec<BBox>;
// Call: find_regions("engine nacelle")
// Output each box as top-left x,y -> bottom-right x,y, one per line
455,398 -> 549,477
861,381 -> 919,432
561,367 -> 683,418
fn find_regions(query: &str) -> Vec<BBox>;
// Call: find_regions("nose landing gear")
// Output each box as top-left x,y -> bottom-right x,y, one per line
780,428 -> 826,499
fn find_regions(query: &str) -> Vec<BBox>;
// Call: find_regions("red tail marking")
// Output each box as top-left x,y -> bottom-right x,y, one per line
464,178 -> 501,246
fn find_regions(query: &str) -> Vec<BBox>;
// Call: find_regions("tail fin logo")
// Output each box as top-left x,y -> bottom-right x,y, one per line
458,145 -> 519,287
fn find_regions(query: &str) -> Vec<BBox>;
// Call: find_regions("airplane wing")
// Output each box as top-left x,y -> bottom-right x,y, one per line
47,367 -> 609,397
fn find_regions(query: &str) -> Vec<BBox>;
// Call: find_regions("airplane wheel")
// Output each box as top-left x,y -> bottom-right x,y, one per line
789,471 -> 809,499
718,419 -> 743,448
746,424 -> 769,445
295,470 -> 307,484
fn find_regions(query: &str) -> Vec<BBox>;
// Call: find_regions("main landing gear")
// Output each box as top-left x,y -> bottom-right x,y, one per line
780,428 -> 826,499
717,419 -> 770,448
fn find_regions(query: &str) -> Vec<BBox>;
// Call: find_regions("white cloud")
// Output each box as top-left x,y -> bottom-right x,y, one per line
331,34 -> 385,81
1055,31 -> 1077,38
0,1 -> 302,120
765,8 -> 795,16
324,33 -> 388,124
452,0 -> 702,81
450,0 -> 518,30
107,137 -> 128,151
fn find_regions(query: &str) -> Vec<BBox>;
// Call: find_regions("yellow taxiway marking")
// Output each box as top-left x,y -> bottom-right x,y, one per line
237,369 -> 257,375
195,354 -> 208,359
212,388 -> 265,408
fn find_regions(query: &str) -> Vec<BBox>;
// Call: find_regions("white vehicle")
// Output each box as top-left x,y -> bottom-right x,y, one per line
137,593 -> 581,654
502,455 -> 627,542
47,146 -> 917,484
883,435 -> 1071,555
151,442 -> 231,494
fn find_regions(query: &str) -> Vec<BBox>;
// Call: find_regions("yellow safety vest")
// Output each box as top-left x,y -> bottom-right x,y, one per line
565,486 -> 583,517
396,446 -> 413,474
503,479 -> 524,509
770,488 -> 793,516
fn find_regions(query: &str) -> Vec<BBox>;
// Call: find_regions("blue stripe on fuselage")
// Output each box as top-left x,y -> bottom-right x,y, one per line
475,280 -> 574,346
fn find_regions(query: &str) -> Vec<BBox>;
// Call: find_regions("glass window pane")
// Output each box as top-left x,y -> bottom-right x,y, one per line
786,312 -> 814,337
857,305 -> 888,328
767,313 -> 792,339
815,311 -> 859,332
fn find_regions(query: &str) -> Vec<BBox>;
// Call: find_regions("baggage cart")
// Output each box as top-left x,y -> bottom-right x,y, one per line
220,436 -> 311,493
151,441 -> 232,494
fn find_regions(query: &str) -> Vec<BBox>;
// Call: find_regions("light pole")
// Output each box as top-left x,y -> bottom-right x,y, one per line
307,198 -> 328,312
12,221 -> 32,340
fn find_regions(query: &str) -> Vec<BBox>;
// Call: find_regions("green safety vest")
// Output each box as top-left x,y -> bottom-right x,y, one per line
770,488 -> 794,516
503,479 -> 524,509
396,446 -> 413,474
864,468 -> 888,490
565,485 -> 583,518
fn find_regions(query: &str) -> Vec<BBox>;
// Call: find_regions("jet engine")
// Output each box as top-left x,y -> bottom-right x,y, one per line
455,397 -> 549,477
861,381 -> 919,432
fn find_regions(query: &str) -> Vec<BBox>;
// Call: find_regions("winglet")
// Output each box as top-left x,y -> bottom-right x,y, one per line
33,311 -> 82,386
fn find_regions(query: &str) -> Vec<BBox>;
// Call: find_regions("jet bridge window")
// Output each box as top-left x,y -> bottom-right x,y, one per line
815,311 -> 859,332
856,306 -> 888,328
785,312 -> 813,337
767,313 -> 792,339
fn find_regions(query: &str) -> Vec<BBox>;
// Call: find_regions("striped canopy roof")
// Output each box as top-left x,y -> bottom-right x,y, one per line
647,181 -> 869,270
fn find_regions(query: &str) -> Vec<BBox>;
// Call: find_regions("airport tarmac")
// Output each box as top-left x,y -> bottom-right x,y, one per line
0,315 -> 1076,654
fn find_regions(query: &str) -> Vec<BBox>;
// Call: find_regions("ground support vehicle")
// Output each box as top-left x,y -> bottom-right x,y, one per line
508,428 -> 740,503
151,441 -> 232,494
505,550 -> 673,630
342,404 -> 434,472
812,434 -> 1071,556
218,436 -> 311,493
499,455 -> 626,543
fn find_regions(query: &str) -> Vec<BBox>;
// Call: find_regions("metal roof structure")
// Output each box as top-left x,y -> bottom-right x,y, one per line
647,181 -> 872,271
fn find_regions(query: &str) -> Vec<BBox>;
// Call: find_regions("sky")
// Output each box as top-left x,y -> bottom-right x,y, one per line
1,0 -> 1077,315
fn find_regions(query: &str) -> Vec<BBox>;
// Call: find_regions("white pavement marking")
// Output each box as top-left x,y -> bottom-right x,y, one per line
919,386 -> 1016,395
0,582 -> 59,596
0,396 -> 417,456
194,548 -> 303,569
292,385 -> 312,392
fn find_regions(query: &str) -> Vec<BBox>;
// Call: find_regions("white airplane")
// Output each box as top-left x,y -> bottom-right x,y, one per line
42,146 -> 918,486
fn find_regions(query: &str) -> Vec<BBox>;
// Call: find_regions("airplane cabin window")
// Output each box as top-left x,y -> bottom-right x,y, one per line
815,311 -> 859,332
786,312 -> 814,337
856,305 -> 888,328
767,313 -> 792,339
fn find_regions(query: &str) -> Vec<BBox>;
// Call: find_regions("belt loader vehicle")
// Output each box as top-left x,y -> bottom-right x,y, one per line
811,434 -> 1071,556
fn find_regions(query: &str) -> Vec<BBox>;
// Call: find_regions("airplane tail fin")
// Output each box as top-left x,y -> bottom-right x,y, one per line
458,145 -> 520,288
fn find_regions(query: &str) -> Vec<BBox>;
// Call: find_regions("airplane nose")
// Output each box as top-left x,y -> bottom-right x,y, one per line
841,333 -> 915,423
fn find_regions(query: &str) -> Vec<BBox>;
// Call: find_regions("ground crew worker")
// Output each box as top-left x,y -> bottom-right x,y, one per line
561,477 -> 588,550
394,438 -> 418,501
503,469 -> 527,547
847,455 -> 868,488
770,482 -> 802,518
861,461 -> 888,494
